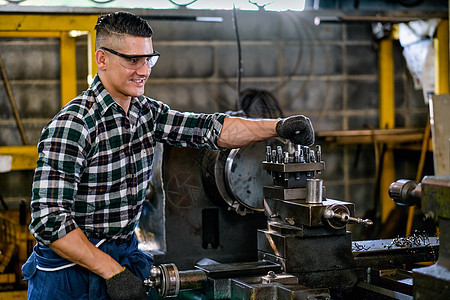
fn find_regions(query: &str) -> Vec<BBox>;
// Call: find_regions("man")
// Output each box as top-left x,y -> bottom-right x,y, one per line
22,11 -> 314,300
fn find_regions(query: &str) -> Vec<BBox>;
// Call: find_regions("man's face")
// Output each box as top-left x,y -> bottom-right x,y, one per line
98,35 -> 154,102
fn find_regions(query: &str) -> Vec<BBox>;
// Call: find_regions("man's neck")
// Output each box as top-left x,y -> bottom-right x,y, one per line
115,97 -> 131,115
97,74 -> 131,114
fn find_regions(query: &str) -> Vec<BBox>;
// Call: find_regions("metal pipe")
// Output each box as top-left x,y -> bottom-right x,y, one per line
146,264 -> 207,298
179,269 -> 208,291
306,178 -> 323,204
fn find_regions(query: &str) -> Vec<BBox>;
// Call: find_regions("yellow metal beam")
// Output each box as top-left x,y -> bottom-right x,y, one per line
434,19 -> 449,95
0,291 -> 27,299
0,146 -> 38,171
0,14 -> 99,32
0,31 -> 60,38
60,31 -> 77,107
0,14 -> 99,172
0,14 -> 100,105
378,36 -> 396,224
379,37 -> 395,130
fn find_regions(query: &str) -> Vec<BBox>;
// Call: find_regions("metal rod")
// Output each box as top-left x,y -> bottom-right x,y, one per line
0,55 -> 29,145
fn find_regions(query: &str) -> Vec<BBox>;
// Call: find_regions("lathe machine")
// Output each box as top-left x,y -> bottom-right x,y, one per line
141,142 -> 445,299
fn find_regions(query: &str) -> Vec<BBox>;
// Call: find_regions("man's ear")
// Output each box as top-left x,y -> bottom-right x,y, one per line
96,49 -> 107,71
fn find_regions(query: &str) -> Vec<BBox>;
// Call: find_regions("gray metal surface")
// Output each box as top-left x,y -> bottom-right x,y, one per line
306,178 -> 323,203
262,161 -> 325,173
352,237 -> 439,256
146,145 -> 267,269
413,263 -> 450,299
212,150 -> 240,211
430,94 -> 450,175
196,261 -> 281,279
224,142 -> 273,211
229,278 -> 331,300
356,282 -> 413,300
264,197 -> 355,228
145,150 -> 447,299
413,218 -> 450,299
263,185 -> 328,200
352,237 -> 439,270
138,142 -> 166,253
257,230 -> 353,273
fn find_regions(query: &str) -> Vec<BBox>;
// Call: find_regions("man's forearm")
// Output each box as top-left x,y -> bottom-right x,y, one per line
49,228 -> 123,279
217,117 -> 278,149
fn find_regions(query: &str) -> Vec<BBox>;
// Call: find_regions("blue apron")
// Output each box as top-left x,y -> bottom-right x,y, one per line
22,235 -> 154,300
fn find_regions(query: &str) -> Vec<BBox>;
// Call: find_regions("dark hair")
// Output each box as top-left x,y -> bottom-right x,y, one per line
94,11 -> 153,49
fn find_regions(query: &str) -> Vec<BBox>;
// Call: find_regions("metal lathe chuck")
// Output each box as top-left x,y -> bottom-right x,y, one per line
145,263 -> 207,298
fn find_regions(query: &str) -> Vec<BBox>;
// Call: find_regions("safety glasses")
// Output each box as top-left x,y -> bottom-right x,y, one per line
100,47 -> 160,70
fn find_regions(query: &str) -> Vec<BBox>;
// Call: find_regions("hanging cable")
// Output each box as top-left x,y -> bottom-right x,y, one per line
240,88 -> 284,118
89,0 -> 115,3
168,0 -> 199,8
232,4 -> 243,111
248,0 -> 275,11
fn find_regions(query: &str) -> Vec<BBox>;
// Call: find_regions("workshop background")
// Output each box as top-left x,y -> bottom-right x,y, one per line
0,0 -> 448,298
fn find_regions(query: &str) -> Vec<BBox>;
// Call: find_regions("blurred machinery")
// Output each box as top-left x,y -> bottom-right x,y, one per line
0,200 -> 33,295
389,176 -> 450,299
141,142 -> 443,299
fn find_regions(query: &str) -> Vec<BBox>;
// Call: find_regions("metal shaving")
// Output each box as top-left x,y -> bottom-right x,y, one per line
384,231 -> 431,249
353,242 -> 371,251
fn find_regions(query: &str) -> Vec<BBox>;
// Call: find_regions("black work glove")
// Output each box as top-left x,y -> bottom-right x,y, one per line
276,115 -> 315,146
106,267 -> 147,300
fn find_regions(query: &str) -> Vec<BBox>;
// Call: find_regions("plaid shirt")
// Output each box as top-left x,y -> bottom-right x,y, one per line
30,75 -> 226,245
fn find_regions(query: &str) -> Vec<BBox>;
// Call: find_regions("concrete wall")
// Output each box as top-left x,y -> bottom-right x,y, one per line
0,9 -> 432,238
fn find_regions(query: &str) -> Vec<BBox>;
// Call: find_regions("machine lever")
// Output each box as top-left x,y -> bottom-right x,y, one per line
323,206 -> 373,228
347,216 -> 373,227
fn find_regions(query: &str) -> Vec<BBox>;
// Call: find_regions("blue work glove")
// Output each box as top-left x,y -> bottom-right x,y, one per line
276,115 -> 315,146
106,267 -> 147,300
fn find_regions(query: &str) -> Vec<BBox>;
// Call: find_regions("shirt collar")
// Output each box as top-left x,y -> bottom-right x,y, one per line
91,74 -> 116,117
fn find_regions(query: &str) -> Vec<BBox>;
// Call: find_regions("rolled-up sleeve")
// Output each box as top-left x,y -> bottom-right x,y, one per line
29,113 -> 88,245
150,100 -> 227,150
